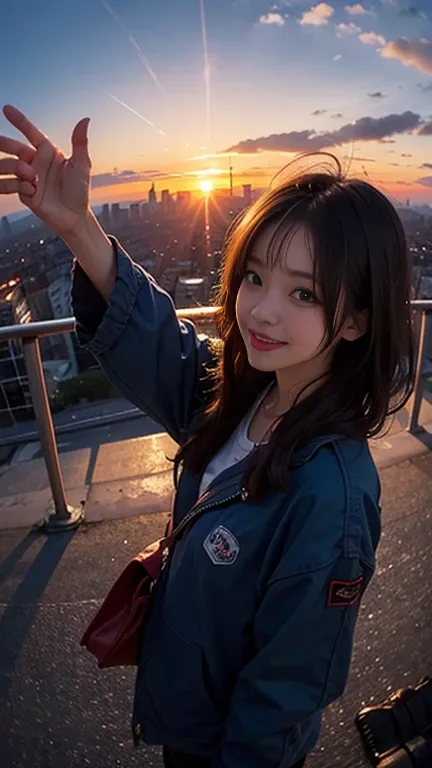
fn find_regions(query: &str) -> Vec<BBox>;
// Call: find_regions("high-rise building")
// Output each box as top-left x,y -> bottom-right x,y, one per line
161,189 -> 174,218
243,184 -> 252,207
111,203 -> 121,229
177,191 -> 192,212
1,216 -> 13,242
130,203 -> 141,225
148,183 -> 158,212
100,204 -> 111,229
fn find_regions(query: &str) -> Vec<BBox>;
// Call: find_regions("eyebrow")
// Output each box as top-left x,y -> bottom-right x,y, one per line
247,253 -> 320,284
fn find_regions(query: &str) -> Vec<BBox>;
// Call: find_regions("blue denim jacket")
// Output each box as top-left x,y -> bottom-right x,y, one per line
72,238 -> 381,768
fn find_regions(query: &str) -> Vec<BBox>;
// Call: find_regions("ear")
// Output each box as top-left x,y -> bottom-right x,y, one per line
341,309 -> 368,342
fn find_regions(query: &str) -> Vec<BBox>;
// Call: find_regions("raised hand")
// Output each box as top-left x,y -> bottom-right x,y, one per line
0,105 -> 92,237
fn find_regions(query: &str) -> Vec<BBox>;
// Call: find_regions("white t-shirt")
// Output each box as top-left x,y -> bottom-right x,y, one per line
198,383 -> 273,497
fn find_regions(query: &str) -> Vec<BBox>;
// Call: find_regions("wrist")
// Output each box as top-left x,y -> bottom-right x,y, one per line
61,210 -> 105,249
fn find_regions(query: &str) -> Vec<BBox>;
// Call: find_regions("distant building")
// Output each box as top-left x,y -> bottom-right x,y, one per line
1,216 -> 12,241
161,189 -> 174,218
0,279 -> 33,427
148,183 -> 158,213
176,191 -> 192,214
100,204 -> 111,229
111,203 -> 121,229
130,203 -> 141,225
119,208 -> 130,227
175,276 -> 209,308
243,184 -> 252,207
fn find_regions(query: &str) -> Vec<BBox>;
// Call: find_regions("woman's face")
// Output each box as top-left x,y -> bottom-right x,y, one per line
235,222 -> 332,381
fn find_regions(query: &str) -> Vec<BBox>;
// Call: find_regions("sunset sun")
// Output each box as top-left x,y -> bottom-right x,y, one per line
199,179 -> 213,194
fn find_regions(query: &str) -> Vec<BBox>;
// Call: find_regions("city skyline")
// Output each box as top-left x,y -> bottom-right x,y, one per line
1,0 -> 432,218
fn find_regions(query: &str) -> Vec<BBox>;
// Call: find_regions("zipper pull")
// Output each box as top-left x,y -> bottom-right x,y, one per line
240,487 -> 249,502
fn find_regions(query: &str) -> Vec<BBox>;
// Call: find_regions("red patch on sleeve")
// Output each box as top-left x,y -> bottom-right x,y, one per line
328,577 -> 363,607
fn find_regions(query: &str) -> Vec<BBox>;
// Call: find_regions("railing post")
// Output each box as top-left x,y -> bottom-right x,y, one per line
407,310 -> 427,434
21,336 -> 83,533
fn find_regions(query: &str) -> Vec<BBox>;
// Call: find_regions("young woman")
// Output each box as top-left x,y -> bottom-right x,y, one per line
0,105 -> 414,768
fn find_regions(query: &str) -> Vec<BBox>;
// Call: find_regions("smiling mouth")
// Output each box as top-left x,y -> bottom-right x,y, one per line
248,330 -> 287,349
249,330 -> 286,344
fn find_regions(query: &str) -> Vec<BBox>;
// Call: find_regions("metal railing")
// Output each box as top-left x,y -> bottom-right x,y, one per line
0,301 -> 430,532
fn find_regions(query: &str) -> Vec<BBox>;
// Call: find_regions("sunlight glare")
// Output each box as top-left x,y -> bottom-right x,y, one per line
199,179 -> 213,194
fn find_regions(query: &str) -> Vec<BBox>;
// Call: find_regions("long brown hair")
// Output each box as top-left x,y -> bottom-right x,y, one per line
174,153 -> 414,498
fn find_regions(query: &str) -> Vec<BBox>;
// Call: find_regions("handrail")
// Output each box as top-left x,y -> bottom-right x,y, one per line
0,301 -> 430,532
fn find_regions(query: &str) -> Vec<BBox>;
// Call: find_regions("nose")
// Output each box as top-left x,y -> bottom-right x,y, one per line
250,293 -> 280,326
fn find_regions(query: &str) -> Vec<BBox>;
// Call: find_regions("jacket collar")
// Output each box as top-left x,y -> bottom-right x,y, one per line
198,433 -> 343,503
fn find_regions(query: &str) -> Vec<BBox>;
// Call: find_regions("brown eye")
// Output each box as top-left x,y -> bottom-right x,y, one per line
292,289 -> 316,304
245,270 -> 262,286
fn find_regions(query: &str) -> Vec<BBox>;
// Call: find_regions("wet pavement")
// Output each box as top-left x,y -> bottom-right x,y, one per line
0,453 -> 431,768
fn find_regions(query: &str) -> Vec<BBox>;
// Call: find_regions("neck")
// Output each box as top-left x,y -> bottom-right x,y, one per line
268,356 -> 331,415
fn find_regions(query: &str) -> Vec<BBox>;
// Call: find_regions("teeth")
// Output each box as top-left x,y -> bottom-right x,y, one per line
255,334 -> 280,344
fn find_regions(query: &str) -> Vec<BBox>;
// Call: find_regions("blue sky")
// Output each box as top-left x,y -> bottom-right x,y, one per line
1,0 -> 432,215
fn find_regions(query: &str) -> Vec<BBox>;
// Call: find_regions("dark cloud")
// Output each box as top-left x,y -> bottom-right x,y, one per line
400,7 -> 427,19
311,109 -> 328,115
401,153 -> 413,157
91,169 -> 168,189
418,82 -> 432,92
420,163 -> 432,169
417,121 -> 432,135
331,113 -> 344,118
368,91 -> 386,98
416,176 -> 432,187
225,111 -> 423,154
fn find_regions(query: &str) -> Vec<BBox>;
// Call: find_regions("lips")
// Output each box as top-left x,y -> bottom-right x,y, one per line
248,330 -> 287,351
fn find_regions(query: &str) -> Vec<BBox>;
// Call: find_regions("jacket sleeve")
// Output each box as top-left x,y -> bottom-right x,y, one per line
70,236 -> 217,444
212,554 -> 374,768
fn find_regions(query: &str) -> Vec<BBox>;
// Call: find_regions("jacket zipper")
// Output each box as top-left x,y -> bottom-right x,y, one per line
158,486 -> 250,572
177,485 -> 249,534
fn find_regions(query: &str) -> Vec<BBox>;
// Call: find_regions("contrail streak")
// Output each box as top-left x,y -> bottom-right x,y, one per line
199,0 -> 211,143
100,0 -> 165,95
108,94 -> 167,137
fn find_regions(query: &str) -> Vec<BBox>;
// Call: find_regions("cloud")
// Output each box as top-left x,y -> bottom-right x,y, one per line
299,3 -> 334,26
311,109 -> 328,115
416,176 -> 432,187
91,169 -> 167,189
417,120 -> 432,135
345,4 -> 371,14
368,91 -> 386,97
359,31 -> 387,46
401,153 -> 413,157
225,110 -> 423,154
381,38 -> 432,74
400,7 -> 427,19
337,22 -> 362,35
332,112 -> 344,117
333,54 -> 343,60
418,82 -> 432,91
421,163 -> 432,169
258,12 -> 285,25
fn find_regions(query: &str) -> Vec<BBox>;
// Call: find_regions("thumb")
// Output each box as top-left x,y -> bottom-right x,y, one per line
71,117 -> 91,168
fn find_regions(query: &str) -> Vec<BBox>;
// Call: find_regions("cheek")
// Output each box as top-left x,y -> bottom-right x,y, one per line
291,307 -> 327,345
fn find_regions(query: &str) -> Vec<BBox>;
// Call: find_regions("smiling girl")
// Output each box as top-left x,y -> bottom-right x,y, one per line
0,105 -> 414,768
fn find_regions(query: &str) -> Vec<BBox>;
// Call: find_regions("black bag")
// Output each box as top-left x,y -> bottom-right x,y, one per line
355,676 -> 432,767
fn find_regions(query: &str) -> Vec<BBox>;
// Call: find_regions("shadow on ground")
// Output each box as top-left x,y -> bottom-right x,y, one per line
0,454 -> 431,768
